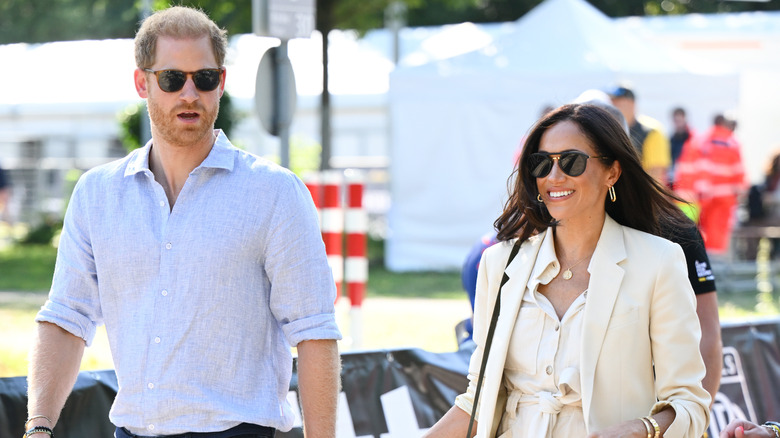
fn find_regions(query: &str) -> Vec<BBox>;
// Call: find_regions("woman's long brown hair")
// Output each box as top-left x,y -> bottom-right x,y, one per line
494,103 -> 693,244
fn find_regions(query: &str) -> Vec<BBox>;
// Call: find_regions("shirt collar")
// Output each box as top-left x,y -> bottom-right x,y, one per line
124,129 -> 234,177
528,227 -> 561,291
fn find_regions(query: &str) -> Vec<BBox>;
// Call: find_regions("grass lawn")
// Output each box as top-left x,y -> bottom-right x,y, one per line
1,239 -> 779,378
0,244 -> 57,291
0,239 -> 471,378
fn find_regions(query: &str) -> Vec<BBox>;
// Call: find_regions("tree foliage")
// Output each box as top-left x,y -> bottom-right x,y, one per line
3,0 -> 780,45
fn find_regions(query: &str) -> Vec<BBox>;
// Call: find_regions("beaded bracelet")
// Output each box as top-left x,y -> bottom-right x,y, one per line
763,422 -> 780,438
643,416 -> 660,438
23,426 -> 53,438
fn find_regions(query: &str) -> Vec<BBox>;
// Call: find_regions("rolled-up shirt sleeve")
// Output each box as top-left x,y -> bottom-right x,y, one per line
36,176 -> 103,346
264,174 -> 341,346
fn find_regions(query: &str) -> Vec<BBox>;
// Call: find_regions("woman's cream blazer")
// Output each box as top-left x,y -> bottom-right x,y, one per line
456,215 -> 711,437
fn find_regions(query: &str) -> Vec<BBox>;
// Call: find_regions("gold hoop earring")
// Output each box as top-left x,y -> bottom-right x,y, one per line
537,193 -> 543,202
608,186 -> 617,203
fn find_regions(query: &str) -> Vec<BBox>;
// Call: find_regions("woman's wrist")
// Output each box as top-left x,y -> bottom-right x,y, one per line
763,422 -> 780,438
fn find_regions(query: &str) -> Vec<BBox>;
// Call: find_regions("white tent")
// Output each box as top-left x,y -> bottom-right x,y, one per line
386,0 -> 739,271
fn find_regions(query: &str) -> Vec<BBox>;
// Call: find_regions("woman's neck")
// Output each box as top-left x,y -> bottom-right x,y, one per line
552,214 -> 605,262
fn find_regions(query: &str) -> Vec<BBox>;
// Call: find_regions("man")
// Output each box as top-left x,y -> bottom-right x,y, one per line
675,113 -> 746,255
609,85 -> 672,185
25,6 -> 341,438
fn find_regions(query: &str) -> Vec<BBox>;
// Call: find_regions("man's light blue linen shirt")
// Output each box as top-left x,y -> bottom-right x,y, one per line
36,131 -> 341,436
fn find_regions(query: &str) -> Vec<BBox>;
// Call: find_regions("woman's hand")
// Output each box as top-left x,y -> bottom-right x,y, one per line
586,418 -> 647,438
720,420 -> 775,438
588,410 -> 674,438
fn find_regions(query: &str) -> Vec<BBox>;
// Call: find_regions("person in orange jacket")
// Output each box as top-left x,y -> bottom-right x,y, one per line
675,113 -> 746,255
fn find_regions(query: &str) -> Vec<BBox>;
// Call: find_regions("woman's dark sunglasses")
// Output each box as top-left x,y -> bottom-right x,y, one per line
528,151 -> 609,178
144,68 -> 224,92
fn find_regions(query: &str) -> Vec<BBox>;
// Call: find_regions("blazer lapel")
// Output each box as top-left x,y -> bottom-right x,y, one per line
479,233 -> 544,438
580,215 -> 627,427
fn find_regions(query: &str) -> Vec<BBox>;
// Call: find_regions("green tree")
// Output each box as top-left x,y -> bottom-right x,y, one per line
3,0 -> 780,44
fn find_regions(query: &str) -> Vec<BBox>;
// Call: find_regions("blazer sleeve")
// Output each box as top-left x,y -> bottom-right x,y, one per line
454,247 -> 493,416
648,242 -> 711,437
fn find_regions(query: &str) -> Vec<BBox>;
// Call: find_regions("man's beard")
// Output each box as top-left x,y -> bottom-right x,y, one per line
147,99 -> 220,147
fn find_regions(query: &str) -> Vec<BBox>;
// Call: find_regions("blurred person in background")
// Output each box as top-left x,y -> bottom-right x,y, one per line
675,113 -> 746,256
609,85 -> 672,185
0,162 -> 10,222
669,107 -> 694,185
744,151 -> 780,259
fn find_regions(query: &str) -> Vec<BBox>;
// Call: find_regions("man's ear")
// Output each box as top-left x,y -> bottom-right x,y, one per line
134,69 -> 149,98
219,67 -> 227,97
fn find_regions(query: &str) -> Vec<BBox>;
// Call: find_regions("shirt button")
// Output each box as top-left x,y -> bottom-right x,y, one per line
154,337 -> 161,344
161,290 -> 168,296
546,366 -> 553,375
159,201 -> 165,207
148,425 -> 155,431
165,243 -> 172,250
555,324 -> 560,331
148,382 -> 155,389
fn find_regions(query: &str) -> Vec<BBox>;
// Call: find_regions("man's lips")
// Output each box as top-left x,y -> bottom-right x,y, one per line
177,111 -> 200,121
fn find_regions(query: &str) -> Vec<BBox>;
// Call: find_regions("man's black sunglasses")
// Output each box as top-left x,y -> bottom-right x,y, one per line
528,151 -> 610,178
144,68 -> 224,92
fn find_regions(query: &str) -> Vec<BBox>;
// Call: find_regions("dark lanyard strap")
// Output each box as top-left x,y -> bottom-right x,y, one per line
466,240 -> 521,438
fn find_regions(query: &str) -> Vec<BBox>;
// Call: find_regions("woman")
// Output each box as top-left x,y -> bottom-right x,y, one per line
424,104 -> 710,437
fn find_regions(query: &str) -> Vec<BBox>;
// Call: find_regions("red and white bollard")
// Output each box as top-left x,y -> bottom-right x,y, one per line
320,170 -> 344,300
344,170 -> 368,349
303,171 -> 322,224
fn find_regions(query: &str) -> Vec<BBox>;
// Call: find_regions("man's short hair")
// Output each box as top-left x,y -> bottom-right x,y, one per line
134,6 -> 228,69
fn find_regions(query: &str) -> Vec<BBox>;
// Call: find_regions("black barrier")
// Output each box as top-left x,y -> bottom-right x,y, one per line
2,319 -> 780,438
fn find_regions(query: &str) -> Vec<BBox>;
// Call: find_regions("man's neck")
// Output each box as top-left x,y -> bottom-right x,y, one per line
148,131 -> 216,207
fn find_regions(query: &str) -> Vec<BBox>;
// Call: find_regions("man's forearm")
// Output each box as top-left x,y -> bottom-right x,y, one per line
26,322 -> 86,428
296,339 -> 340,438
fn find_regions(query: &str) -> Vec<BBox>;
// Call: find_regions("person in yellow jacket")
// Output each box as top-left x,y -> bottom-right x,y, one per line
609,86 -> 672,186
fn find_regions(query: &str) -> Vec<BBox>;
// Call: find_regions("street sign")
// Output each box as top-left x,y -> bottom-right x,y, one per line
253,0 -> 316,40
255,45 -> 297,137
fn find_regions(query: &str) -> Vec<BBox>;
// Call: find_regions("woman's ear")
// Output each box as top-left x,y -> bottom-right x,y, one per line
134,69 -> 149,98
608,160 -> 622,187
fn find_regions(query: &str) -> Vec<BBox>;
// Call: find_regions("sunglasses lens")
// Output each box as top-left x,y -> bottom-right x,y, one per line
157,71 -> 186,92
559,153 -> 588,177
193,69 -> 222,91
529,154 -> 553,178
